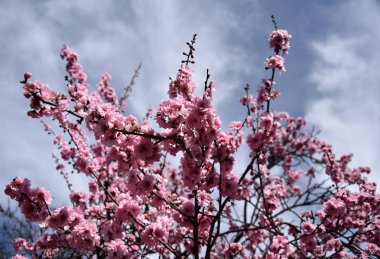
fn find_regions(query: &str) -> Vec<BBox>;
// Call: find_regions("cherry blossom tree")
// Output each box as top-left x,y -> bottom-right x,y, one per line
4,17 -> 380,258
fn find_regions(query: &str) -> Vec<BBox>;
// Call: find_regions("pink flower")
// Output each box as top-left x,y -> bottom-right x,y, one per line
70,221 -> 100,252
141,222 -> 169,247
240,95 -> 256,106
134,138 -> 161,164
21,200 -> 49,222
260,114 -> 274,130
70,191 -> 88,208
223,242 -> 243,257
221,173 -> 239,199
314,246 -> 325,257
88,179 -> 99,194
269,235 -> 288,252
323,197 -> 346,216
186,109 -> 203,129
366,243 -> 380,256
67,209 -> 84,227
262,78 -> 273,89
104,239 -> 130,259
100,221 -> 123,242
247,130 -> 265,151
138,174 -> 155,194
31,187 -> 52,205
116,199 -> 140,222
269,29 -> 292,54
326,238 -> 342,251
168,64 -> 195,99
180,200 -> 195,216
229,121 -> 242,131
265,55 -> 286,72
60,45 -> 87,83
47,207 -> 71,229
13,238 -> 27,251
97,73 -> 118,104
301,221 -> 316,234
287,169 -> 302,184
4,177 -> 31,201
24,72 -> 32,81
197,190 -> 211,206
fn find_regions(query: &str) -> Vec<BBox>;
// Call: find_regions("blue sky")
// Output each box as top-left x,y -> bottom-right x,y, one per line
1,0 -> 379,205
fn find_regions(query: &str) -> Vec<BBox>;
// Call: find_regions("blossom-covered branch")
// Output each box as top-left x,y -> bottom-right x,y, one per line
5,17 -> 380,259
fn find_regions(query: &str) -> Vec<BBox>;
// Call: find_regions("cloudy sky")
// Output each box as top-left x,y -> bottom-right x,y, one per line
1,0 -> 379,206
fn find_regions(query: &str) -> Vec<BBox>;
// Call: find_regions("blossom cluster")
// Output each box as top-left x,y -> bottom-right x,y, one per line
5,22 -> 380,259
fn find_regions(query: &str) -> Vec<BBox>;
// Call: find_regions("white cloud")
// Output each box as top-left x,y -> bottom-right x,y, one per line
306,0 -> 380,182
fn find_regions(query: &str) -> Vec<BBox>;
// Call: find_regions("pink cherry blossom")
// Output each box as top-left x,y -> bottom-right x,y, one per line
269,29 -> 292,54
5,20 -> 380,259
265,55 -> 286,72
